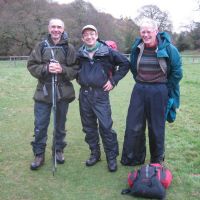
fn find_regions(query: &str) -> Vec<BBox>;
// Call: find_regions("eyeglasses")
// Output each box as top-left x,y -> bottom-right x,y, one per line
140,28 -> 157,35
82,32 -> 96,38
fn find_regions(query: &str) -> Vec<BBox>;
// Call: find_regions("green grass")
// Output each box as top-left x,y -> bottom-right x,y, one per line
0,59 -> 200,200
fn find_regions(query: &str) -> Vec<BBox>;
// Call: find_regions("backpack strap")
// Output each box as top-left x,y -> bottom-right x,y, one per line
60,43 -> 68,57
41,40 -> 49,55
40,39 -> 68,57
121,188 -> 131,195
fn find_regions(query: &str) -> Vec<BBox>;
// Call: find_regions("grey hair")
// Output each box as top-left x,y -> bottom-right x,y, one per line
48,18 -> 65,28
139,18 -> 158,31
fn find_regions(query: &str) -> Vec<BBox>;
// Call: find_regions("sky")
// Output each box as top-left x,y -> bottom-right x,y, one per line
53,0 -> 200,32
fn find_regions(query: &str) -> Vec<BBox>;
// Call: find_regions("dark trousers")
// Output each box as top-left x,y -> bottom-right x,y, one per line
79,88 -> 119,160
121,82 -> 168,165
31,100 -> 69,155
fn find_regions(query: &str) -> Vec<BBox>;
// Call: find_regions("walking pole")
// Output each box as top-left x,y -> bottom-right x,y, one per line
49,47 -> 58,176
51,71 -> 57,176
44,40 -> 62,175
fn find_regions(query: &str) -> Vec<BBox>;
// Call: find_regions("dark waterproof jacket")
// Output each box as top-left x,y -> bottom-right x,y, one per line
27,33 -> 79,103
130,32 -> 183,120
77,41 -> 130,88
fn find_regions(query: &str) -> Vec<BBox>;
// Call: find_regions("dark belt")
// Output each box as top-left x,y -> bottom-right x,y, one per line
81,86 -> 103,91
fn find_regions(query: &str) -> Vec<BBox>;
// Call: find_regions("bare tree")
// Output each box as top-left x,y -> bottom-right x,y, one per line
135,5 -> 173,32
197,0 -> 200,10
0,0 -> 53,55
0,0 -> 143,55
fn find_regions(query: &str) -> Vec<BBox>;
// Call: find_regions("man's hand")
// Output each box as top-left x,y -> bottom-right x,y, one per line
49,60 -> 62,74
103,80 -> 114,91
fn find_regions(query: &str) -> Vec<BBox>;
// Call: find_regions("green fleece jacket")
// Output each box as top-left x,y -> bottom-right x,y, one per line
27,33 -> 79,103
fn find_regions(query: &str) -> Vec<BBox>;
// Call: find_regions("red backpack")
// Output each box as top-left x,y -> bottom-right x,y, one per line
104,40 -> 118,78
128,163 -> 173,189
105,40 -> 118,50
122,163 -> 173,199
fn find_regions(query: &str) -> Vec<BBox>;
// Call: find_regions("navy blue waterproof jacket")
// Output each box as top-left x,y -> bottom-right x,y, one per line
77,41 -> 130,88
130,32 -> 183,122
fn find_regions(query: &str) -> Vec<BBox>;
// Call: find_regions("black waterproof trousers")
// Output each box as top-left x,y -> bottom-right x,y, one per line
31,100 -> 69,155
79,87 -> 119,160
121,82 -> 168,165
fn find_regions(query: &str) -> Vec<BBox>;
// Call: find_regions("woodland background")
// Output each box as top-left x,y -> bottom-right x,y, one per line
0,0 -> 200,56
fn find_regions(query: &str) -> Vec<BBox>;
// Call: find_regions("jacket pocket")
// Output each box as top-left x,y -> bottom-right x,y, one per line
58,82 -> 75,103
33,83 -> 52,103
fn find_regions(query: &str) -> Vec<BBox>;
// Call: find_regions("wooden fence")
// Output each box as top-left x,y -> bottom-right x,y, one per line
0,55 -> 200,67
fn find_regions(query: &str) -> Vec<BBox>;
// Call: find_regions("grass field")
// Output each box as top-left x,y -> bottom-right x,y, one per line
0,59 -> 199,200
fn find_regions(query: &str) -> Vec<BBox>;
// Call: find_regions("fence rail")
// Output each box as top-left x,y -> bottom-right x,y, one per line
0,56 -> 29,61
181,55 -> 200,64
0,54 -> 200,65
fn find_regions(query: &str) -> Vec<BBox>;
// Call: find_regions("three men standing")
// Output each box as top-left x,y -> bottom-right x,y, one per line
28,18 -> 182,173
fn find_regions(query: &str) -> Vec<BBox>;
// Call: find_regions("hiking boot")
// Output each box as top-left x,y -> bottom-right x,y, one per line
30,154 -> 45,170
56,150 -> 65,164
107,159 -> 117,172
85,150 -> 101,166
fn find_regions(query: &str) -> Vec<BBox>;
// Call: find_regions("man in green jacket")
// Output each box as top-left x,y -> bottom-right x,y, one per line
27,18 -> 78,170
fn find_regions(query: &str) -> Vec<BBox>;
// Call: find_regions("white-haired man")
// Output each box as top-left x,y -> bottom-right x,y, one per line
121,18 -> 183,166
